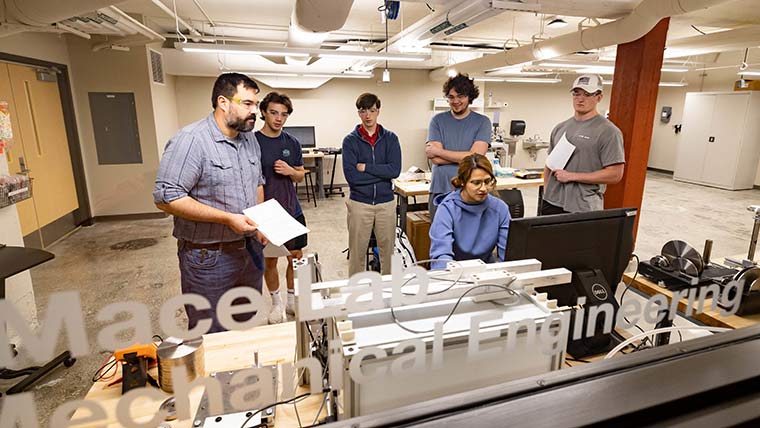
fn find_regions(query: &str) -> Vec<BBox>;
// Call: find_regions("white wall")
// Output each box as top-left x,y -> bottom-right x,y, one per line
148,44 -> 180,158
174,71 -> 601,185
645,49 -> 760,184
67,38 -> 161,216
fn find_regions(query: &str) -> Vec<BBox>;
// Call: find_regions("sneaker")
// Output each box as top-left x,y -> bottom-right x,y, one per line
269,293 -> 284,324
269,301 -> 284,324
286,291 -> 296,315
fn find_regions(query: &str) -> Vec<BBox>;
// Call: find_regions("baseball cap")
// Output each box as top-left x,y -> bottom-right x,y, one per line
571,74 -> 604,94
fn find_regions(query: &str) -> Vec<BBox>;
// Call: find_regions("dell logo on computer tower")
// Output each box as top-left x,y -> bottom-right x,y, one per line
591,283 -> 608,300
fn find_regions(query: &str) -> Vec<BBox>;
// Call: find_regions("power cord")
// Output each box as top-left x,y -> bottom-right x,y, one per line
390,280 -> 517,334
239,392 -> 311,428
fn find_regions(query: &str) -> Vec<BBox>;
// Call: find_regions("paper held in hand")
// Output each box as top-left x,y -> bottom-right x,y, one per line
545,133 -> 575,171
243,199 -> 310,248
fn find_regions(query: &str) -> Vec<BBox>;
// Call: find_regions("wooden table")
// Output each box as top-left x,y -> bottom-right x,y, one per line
73,322 -> 323,427
302,152 -> 325,199
393,176 -> 545,234
622,272 -> 760,329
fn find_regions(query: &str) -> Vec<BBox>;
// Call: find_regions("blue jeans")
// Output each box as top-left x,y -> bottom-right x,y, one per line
178,238 -> 263,334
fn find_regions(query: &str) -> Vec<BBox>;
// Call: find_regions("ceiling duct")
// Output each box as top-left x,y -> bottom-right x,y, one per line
429,0 -> 737,80
286,0 -> 354,65
5,0 -> 118,26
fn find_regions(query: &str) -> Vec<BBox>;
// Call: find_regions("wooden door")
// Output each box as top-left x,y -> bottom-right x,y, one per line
674,93 -> 714,183
3,63 -> 78,246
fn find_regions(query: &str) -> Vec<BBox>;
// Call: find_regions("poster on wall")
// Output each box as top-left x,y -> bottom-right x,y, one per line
0,101 -> 13,154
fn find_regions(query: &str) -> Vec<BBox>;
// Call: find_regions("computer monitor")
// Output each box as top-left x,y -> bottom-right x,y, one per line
505,208 -> 637,357
505,208 -> 637,304
282,126 -> 316,149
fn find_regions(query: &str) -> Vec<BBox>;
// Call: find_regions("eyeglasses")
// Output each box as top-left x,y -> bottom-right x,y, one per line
446,94 -> 468,102
358,108 -> 379,115
227,96 -> 258,111
571,90 -> 600,98
266,110 -> 290,118
468,178 -> 496,188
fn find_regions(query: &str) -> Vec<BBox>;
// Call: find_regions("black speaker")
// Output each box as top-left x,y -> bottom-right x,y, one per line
509,120 -> 526,136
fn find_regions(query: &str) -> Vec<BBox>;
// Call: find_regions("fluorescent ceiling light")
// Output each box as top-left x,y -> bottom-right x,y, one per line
661,66 -> 689,72
547,18 -> 568,28
538,62 -> 591,69
475,77 -> 561,83
738,70 -> 760,76
577,66 -> 615,75
503,77 -> 561,83
302,72 -> 373,79
178,43 -> 309,57
602,80 -> 688,87
175,42 -> 428,61
317,51 -> 428,62
237,71 -> 299,77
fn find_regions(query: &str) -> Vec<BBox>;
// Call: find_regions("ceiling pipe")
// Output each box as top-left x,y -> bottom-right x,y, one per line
664,25 -> 760,58
107,7 -> 166,42
149,0 -> 204,42
429,0 -> 737,81
285,0 -> 354,66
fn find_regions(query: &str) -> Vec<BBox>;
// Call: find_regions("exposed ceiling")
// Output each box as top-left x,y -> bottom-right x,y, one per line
2,0 -> 760,88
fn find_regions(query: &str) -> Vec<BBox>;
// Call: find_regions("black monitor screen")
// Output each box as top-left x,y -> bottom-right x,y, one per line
283,126 -> 316,148
505,208 -> 637,296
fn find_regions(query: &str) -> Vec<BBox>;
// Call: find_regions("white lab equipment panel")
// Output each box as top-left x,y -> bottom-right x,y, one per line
674,91 -> 760,190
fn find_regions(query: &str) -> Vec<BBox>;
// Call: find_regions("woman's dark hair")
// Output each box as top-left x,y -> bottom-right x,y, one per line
356,93 -> 381,110
451,153 -> 494,189
259,92 -> 293,120
211,73 -> 259,109
442,73 -> 479,104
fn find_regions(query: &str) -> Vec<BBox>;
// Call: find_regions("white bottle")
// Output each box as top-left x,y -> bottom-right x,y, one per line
493,157 -> 500,176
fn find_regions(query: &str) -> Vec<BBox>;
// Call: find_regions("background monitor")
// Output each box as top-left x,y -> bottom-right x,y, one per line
505,208 -> 637,305
283,126 -> 316,149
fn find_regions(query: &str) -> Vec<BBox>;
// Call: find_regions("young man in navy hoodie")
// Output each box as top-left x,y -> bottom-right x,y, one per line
342,93 -> 402,276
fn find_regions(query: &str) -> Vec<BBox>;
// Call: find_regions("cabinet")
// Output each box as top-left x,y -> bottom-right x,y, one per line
673,91 -> 760,190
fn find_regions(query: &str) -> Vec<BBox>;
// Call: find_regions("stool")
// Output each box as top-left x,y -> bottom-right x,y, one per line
296,169 -> 317,208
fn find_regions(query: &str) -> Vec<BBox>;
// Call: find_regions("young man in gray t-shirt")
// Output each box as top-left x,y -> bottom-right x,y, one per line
425,74 -> 491,218
542,74 -> 625,214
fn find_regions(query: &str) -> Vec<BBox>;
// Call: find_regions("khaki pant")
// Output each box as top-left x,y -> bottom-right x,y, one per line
346,198 -> 396,276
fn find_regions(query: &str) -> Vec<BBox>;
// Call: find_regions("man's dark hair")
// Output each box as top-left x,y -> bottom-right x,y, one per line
260,92 -> 294,120
443,73 -> 479,104
355,93 -> 381,110
211,73 -> 259,109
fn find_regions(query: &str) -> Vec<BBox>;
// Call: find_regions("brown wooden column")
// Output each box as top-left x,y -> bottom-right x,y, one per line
605,18 -> 670,240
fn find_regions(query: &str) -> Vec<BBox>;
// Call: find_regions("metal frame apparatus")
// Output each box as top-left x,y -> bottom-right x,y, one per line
326,324 -> 760,428
293,258 -> 573,420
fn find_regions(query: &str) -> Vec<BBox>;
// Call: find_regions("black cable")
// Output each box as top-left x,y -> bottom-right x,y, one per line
390,281 -> 517,334
425,3 -> 435,12
239,392 -> 311,428
690,25 -> 706,35
566,357 -> 590,364
91,357 -> 118,383
619,254 -> 654,348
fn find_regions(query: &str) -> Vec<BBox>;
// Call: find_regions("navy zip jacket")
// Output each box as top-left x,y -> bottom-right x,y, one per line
342,124 -> 402,205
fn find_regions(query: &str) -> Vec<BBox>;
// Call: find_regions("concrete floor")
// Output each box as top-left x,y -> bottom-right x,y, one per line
6,170 -> 760,424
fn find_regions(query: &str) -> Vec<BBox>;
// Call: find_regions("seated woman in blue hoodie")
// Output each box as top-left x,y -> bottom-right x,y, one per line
429,153 -> 511,270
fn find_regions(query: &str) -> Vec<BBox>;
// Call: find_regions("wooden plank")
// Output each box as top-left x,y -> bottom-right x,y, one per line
622,273 -> 760,330
72,322 -> 325,427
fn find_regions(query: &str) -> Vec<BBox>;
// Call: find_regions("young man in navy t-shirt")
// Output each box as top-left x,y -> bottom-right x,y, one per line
255,92 -> 307,323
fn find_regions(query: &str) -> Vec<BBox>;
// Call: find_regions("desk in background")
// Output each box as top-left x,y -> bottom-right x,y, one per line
302,152 -> 325,199
74,323 -> 323,427
393,176 -> 545,234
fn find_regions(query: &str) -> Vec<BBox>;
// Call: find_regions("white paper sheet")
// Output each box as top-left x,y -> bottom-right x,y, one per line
263,243 -> 291,258
243,199 -> 310,247
545,133 -> 575,171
